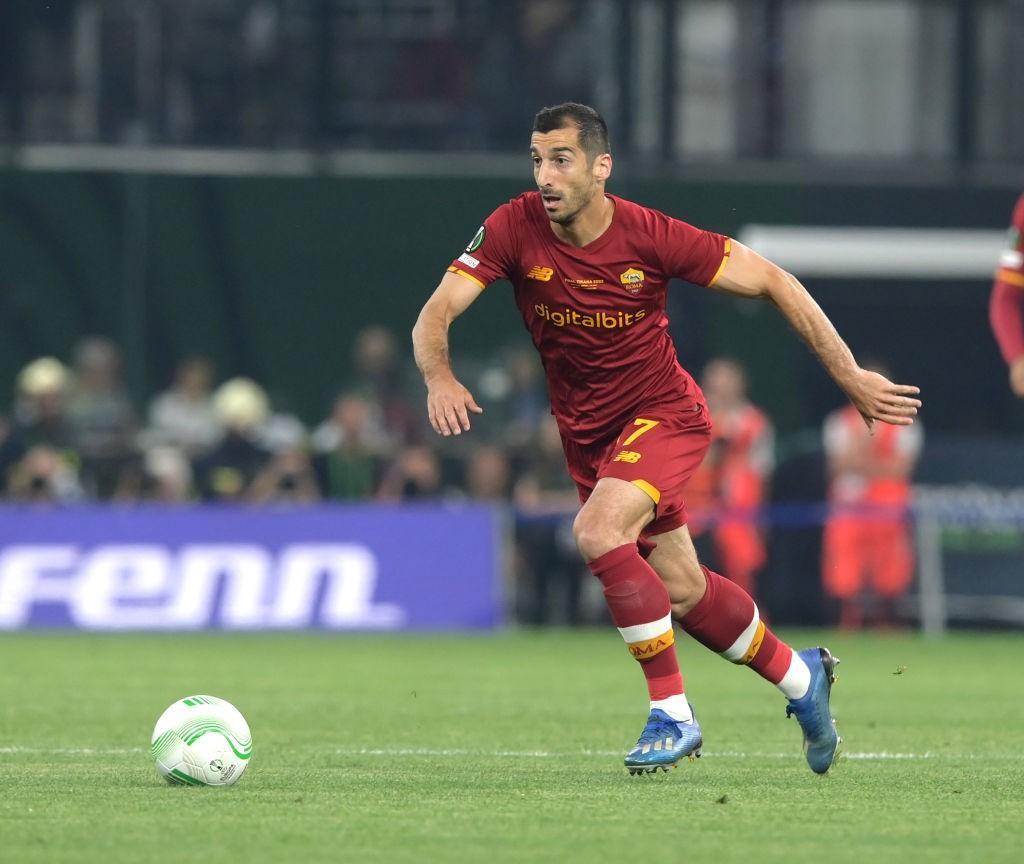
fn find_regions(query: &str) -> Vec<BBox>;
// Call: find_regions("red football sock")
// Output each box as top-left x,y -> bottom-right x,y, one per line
589,543 -> 683,701
680,566 -> 793,685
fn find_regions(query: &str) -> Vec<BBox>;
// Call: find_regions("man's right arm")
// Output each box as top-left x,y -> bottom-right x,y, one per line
412,270 -> 486,436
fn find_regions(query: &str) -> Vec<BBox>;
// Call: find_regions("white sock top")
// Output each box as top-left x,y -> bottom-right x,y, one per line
650,694 -> 693,723
777,652 -> 812,700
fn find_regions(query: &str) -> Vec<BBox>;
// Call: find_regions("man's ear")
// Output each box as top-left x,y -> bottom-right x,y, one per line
593,153 -> 612,182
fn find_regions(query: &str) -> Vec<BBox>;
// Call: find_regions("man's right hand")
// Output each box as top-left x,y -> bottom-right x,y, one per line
1010,356 -> 1024,398
426,375 -> 483,436
842,367 -> 921,431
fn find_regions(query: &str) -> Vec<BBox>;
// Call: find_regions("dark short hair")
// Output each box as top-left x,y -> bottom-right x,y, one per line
533,103 -> 610,161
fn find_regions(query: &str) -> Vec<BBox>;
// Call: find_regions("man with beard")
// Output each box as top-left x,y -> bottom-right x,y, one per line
412,102 -> 921,775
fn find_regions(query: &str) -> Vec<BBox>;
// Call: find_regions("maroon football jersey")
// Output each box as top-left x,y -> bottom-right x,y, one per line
990,192 -> 1024,363
448,192 -> 730,444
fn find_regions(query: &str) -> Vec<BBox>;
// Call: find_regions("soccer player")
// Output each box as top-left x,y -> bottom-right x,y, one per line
989,192 -> 1024,397
412,103 -> 921,775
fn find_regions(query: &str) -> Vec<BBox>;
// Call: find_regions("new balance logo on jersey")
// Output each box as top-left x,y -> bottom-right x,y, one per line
527,266 -> 554,281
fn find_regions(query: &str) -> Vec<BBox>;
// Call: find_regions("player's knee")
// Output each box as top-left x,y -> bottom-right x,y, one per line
666,563 -> 706,616
573,510 -> 632,562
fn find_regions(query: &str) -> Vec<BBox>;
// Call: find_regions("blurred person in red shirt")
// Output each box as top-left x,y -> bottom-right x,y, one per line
989,193 -> 1024,396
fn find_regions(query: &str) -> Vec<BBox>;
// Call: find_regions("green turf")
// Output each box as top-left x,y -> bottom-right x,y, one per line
2,630 -> 1022,863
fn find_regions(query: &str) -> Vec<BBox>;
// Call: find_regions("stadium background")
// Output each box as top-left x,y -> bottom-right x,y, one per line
3,0 -> 1023,632
8,0 -> 1024,630
3,3 -> 1024,863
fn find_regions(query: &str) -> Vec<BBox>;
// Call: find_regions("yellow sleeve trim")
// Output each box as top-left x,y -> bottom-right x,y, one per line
997,268 -> 1024,288
447,266 -> 486,290
707,237 -> 732,287
631,479 -> 661,505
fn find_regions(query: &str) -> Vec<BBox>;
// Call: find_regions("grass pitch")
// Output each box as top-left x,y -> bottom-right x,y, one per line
2,629 -> 1022,863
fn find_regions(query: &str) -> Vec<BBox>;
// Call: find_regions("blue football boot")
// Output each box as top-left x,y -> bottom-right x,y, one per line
624,707 -> 703,775
786,647 -> 841,774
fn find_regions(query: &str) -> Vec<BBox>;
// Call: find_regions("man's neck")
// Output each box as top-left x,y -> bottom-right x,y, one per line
550,193 -> 614,248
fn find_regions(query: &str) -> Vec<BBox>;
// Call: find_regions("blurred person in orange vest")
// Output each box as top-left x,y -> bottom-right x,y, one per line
689,358 -> 774,599
822,363 -> 923,629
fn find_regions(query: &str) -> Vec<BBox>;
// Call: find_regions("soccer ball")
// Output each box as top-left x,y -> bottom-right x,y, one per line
151,695 -> 252,786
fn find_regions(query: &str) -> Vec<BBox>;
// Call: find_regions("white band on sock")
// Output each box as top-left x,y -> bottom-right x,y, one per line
722,605 -> 761,662
618,612 -> 673,644
777,652 -> 812,700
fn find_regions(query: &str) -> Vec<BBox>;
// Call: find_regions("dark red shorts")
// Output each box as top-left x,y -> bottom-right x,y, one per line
561,403 -> 712,536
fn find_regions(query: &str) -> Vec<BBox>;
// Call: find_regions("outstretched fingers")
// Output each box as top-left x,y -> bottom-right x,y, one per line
871,382 -> 922,425
428,391 -> 483,436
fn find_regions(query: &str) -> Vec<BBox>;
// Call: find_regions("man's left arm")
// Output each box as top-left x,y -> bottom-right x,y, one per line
709,240 -> 921,430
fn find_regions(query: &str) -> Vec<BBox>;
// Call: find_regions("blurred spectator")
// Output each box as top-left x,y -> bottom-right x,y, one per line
66,337 -> 138,498
0,414 -> 13,486
822,365 -> 924,629
139,445 -> 194,503
377,445 -> 444,501
249,446 -> 320,504
513,415 -> 587,626
476,0 -> 604,148
312,392 -> 382,501
7,444 -> 82,503
257,409 -> 309,456
689,358 -> 774,599
347,325 -> 420,449
2,357 -> 78,493
11,356 -> 75,450
146,356 -> 221,457
464,444 -> 513,501
193,377 -> 272,501
473,347 -> 550,449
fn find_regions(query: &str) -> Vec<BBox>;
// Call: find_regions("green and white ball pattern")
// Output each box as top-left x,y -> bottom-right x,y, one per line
151,695 -> 252,786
